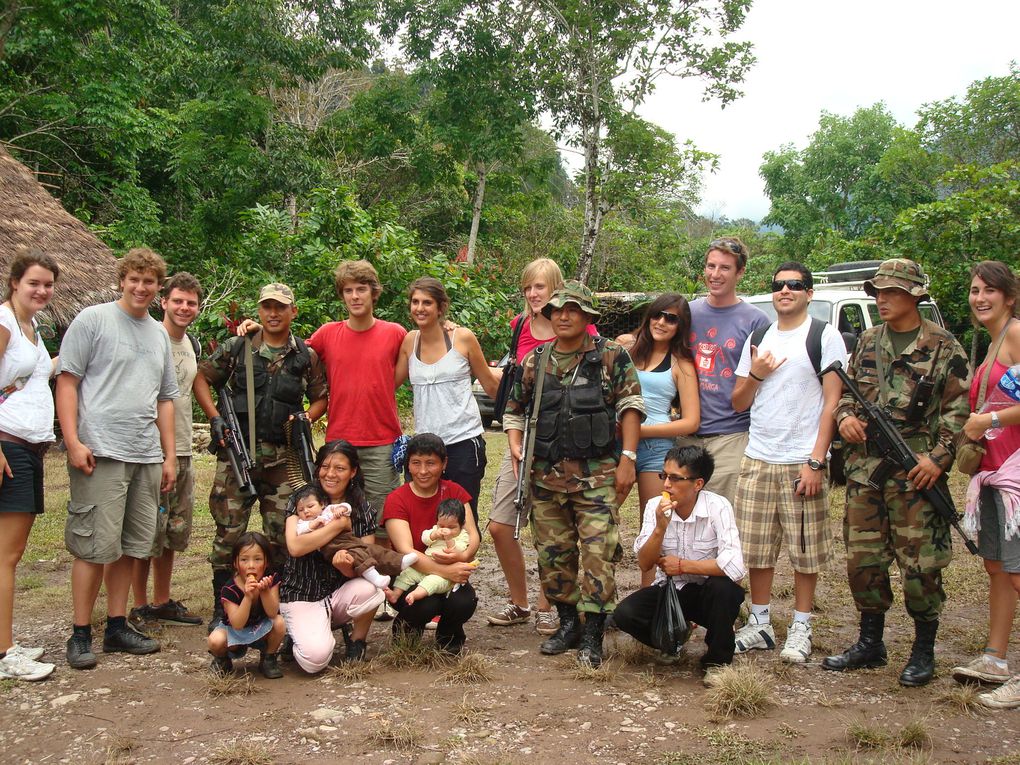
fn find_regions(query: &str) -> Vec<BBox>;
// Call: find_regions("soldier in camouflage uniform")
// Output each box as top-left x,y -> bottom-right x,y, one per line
504,280 -> 645,668
193,284 -> 327,625
822,259 -> 970,687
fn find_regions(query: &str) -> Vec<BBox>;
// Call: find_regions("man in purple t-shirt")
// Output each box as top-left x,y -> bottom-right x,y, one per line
677,237 -> 768,503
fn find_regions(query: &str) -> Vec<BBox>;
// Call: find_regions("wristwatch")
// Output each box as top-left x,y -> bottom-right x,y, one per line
991,412 -> 1002,429
807,458 -> 826,471
621,449 -> 637,462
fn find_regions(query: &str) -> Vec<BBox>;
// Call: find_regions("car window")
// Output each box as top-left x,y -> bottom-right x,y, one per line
838,304 -> 866,335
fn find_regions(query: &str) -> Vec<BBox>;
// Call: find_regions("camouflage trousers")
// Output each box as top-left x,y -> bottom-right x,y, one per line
530,483 -> 624,614
844,477 -> 953,621
208,454 -> 292,573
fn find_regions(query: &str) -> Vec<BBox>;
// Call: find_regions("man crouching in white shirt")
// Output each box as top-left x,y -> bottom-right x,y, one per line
614,445 -> 746,672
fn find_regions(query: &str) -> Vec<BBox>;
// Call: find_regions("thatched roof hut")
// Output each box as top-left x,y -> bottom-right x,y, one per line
0,145 -> 119,330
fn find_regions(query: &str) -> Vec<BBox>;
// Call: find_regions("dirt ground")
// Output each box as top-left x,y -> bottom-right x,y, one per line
2,434 -> 1020,765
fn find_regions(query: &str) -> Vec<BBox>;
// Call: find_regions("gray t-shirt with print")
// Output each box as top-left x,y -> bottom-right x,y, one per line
60,302 -> 179,463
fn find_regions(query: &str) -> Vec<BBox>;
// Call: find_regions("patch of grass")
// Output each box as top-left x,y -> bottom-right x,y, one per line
439,652 -> 497,684
937,683 -> 983,715
658,753 -> 699,765
326,658 -> 376,684
695,726 -> 779,762
845,717 -> 892,750
102,734 -> 137,765
204,671 -> 260,699
377,633 -> 454,672
453,692 -> 491,725
364,720 -> 422,752
569,659 -> 618,684
897,719 -> 931,750
0,678 -> 16,694
778,722 -> 803,739
613,638 -> 654,666
207,739 -> 275,765
704,663 -> 773,719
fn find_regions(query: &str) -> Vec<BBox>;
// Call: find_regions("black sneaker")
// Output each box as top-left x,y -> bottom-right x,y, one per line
66,634 -> 98,670
103,627 -> 160,655
210,655 -> 233,675
344,639 -> 368,663
279,634 -> 294,662
259,653 -> 283,679
149,599 -> 203,626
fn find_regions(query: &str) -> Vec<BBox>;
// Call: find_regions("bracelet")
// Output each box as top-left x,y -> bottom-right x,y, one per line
991,411 -> 1001,429
749,371 -> 764,382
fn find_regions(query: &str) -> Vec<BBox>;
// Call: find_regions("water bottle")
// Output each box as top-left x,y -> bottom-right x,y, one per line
982,363 -> 1020,440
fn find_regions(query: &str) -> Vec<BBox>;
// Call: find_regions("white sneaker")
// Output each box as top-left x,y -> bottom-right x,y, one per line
978,675 -> 1020,709
952,654 -> 1011,685
6,643 -> 45,662
0,653 -> 55,681
780,621 -> 812,663
734,614 -> 776,654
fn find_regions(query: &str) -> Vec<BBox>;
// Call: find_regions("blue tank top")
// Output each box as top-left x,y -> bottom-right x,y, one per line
637,356 -> 676,426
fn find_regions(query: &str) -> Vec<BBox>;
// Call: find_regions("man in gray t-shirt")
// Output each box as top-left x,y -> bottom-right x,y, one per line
57,248 -> 179,670
678,237 -> 768,503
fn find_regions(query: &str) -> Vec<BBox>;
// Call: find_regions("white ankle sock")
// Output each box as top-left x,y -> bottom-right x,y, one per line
400,552 -> 418,570
793,610 -> 812,625
362,567 -> 391,588
750,603 -> 770,624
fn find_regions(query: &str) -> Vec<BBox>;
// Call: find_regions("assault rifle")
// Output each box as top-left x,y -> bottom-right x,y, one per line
820,360 -> 978,555
285,411 -> 317,489
212,387 -> 257,504
512,346 -> 547,540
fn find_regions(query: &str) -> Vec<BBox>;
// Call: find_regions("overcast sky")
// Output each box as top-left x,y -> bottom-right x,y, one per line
637,0 -> 1020,223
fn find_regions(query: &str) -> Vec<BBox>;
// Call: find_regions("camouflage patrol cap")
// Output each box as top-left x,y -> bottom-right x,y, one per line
541,279 -> 601,319
258,283 -> 295,305
863,259 -> 929,300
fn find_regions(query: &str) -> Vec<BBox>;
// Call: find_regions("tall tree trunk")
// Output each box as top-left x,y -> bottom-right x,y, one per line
577,118 -> 601,285
285,194 -> 297,232
0,1 -> 21,62
465,164 -> 487,265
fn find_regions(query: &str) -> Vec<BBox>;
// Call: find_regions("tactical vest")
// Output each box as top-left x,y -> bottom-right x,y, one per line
532,338 -> 615,463
229,337 -> 311,445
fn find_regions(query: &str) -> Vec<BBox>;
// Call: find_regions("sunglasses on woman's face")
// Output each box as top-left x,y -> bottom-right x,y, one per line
771,279 -> 808,292
650,310 -> 681,325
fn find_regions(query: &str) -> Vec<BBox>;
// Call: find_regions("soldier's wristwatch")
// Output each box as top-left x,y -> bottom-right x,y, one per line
807,458 -> 826,471
621,449 -> 637,462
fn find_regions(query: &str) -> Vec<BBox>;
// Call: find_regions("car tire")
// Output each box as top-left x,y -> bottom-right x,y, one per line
824,260 -> 883,283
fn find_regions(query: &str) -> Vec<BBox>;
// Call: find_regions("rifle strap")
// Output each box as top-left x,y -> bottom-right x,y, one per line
875,324 -> 890,407
244,336 -> 256,458
977,319 -> 1014,408
520,345 -> 550,491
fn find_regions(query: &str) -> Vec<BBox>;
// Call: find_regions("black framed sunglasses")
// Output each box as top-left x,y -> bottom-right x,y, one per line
709,238 -> 744,256
658,472 -> 699,483
771,279 -> 808,292
650,310 -> 681,326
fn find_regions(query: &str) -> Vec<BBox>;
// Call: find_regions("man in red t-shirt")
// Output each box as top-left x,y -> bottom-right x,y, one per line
383,434 -> 480,653
307,261 -> 406,533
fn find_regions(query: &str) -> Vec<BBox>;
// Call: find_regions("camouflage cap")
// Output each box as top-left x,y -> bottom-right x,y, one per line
863,258 -> 929,300
541,279 -> 601,319
258,282 -> 295,305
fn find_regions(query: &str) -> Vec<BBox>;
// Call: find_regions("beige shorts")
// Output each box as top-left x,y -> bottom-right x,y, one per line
487,449 -> 527,529
356,444 -> 400,539
675,431 -> 748,505
733,456 -> 832,573
66,458 -> 161,564
151,456 -> 195,556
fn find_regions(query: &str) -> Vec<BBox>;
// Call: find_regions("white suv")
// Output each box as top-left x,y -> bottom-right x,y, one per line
743,261 -> 946,352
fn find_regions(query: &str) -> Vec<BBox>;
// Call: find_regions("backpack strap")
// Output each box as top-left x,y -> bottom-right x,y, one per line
186,332 -> 201,358
508,312 -> 527,363
748,318 -> 825,375
806,317 -> 826,376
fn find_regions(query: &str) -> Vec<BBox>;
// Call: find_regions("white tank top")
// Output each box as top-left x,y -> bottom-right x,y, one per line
408,328 -> 483,444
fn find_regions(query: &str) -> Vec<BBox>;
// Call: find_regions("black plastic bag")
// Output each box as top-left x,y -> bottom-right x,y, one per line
650,577 -> 690,656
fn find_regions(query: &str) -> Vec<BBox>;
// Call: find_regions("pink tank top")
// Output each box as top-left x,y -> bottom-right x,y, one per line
969,357 -> 1020,471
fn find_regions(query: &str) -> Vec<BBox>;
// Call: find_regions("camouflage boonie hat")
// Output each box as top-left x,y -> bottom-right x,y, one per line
541,279 -> 601,319
258,283 -> 295,305
863,259 -> 929,300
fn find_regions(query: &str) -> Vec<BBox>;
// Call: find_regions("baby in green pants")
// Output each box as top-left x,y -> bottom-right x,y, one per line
387,498 -> 475,605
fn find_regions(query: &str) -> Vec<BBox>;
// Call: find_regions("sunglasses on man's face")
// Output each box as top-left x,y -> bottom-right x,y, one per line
650,310 -> 681,326
771,279 -> 808,292
658,472 -> 698,483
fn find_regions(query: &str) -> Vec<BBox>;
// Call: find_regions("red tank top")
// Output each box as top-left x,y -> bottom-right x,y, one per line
969,357 -> 1020,471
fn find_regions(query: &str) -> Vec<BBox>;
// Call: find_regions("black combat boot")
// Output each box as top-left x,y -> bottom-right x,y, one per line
208,570 -> 232,634
540,602 -> 581,655
899,619 -> 938,687
577,613 -> 607,669
821,612 -> 887,671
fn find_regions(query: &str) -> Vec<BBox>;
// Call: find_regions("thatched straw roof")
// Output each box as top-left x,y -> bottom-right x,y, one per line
0,145 -> 119,330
